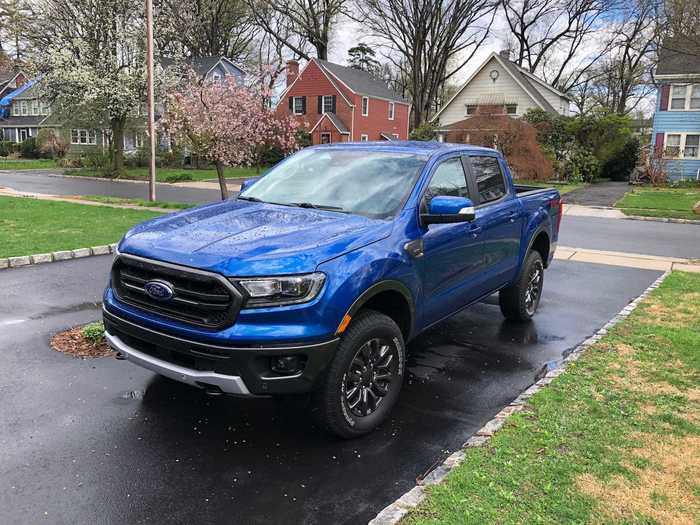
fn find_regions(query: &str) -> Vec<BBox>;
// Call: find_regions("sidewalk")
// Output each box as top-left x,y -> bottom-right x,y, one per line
556,245 -> 700,273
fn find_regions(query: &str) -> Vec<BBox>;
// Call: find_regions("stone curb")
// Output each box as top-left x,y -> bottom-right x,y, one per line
368,270 -> 672,525
623,214 -> 700,225
0,244 -> 117,270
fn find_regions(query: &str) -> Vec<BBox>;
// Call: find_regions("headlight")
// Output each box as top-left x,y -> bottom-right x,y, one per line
233,272 -> 326,307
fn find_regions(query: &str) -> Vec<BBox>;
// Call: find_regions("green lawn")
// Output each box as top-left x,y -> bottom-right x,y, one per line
405,271 -> 700,524
0,159 -> 58,170
80,195 -> 194,210
0,196 -> 161,258
517,180 -> 587,195
73,166 -> 261,183
616,187 -> 700,220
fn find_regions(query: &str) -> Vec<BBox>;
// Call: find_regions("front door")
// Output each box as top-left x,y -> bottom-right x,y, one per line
320,132 -> 331,144
467,155 -> 523,291
419,156 -> 485,327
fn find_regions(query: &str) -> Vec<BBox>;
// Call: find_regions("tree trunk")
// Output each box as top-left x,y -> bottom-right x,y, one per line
110,116 -> 126,178
215,160 -> 229,200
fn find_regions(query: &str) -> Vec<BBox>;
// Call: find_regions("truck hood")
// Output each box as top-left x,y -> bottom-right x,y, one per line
118,199 -> 392,276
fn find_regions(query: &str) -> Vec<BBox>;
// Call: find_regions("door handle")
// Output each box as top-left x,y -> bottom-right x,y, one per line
508,212 -> 518,223
468,225 -> 482,238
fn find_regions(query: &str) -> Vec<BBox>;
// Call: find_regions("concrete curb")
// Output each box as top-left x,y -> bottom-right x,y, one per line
0,244 -> 117,270
622,214 -> 700,225
368,271 -> 671,525
563,203 -> 700,224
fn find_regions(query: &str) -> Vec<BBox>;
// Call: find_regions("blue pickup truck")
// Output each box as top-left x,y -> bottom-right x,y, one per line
103,142 -> 561,438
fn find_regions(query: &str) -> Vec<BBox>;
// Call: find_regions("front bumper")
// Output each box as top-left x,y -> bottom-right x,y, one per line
103,309 -> 339,396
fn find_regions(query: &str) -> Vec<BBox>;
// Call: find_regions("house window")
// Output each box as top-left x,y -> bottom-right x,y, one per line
16,100 -> 28,116
362,97 -> 369,116
135,133 -> 144,149
665,134 -> 681,157
293,96 -> 304,115
691,85 -> 700,110
392,133 -> 399,139
18,128 -> 29,142
505,104 -> 517,115
683,134 -> 699,158
320,132 -> 331,144
212,72 -> 222,82
360,134 -> 368,142
322,95 -> 334,114
30,99 -> 40,116
466,104 -> 477,116
670,84 -> 700,110
71,129 -> 97,145
388,102 -> 395,120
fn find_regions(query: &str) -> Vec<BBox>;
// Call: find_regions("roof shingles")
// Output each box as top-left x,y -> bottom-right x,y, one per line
316,59 -> 408,104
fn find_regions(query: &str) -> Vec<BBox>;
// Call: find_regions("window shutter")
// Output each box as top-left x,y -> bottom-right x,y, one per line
289,97 -> 293,112
331,95 -> 336,113
318,96 -> 323,114
659,85 -> 670,111
654,133 -> 665,158
301,96 -> 306,114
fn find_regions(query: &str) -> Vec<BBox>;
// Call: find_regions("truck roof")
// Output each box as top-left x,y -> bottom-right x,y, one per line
312,141 -> 500,158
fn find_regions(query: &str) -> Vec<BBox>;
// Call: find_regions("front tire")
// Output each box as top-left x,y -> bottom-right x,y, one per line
499,250 -> 544,321
310,310 -> 405,439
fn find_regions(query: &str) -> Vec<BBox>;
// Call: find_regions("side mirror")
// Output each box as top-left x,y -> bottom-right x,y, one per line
240,177 -> 261,192
421,196 -> 475,225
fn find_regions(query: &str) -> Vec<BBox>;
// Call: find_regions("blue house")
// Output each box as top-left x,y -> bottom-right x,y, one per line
651,38 -> 700,181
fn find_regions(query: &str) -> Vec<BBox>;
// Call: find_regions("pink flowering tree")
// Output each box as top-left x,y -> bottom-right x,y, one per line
161,73 -> 299,199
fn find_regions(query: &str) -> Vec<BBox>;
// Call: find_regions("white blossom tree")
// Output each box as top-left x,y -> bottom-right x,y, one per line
27,0 -> 150,177
161,73 -> 300,199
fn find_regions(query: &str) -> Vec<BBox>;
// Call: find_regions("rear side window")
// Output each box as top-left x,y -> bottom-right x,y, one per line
470,156 -> 507,204
424,157 -> 468,205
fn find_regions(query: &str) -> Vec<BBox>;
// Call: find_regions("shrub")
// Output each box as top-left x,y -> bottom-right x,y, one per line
36,129 -> 70,159
124,146 -> 149,168
522,109 -> 574,161
83,150 -> 111,175
19,137 -> 39,158
0,140 -> 14,157
158,148 -> 183,168
56,157 -> 83,168
409,121 -> 438,141
163,172 -> 193,183
601,138 -> 639,181
562,145 -> 600,183
82,321 -> 105,346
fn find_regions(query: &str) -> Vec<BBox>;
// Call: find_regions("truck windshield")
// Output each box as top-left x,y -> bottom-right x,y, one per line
239,148 -> 427,219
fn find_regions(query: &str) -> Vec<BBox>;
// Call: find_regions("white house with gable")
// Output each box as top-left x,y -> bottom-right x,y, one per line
432,51 -> 571,137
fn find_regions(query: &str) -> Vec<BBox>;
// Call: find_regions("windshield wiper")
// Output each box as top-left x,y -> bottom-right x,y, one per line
291,202 -> 346,212
238,195 -> 263,202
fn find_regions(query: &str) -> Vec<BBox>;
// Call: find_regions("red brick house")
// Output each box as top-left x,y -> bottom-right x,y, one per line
277,58 -> 411,144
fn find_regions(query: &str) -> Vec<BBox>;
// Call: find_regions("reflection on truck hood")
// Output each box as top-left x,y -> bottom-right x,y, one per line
118,199 -> 392,276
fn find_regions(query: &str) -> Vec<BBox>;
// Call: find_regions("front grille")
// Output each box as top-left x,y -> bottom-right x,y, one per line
111,254 -> 242,329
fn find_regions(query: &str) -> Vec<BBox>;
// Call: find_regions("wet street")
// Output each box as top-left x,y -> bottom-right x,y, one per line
0,255 -> 661,524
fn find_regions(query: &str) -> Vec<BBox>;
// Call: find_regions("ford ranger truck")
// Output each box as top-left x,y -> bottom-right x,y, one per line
103,142 -> 562,438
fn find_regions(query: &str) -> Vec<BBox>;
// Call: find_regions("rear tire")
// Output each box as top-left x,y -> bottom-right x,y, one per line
310,310 -> 405,439
499,250 -> 544,322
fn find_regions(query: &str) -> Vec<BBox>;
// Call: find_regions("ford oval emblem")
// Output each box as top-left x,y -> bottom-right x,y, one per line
144,280 -> 174,301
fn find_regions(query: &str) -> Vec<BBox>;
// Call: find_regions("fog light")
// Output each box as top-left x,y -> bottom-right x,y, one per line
271,355 -> 303,375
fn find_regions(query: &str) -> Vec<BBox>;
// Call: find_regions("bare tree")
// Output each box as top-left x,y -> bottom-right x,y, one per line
501,0 -> 614,91
661,0 -> 700,57
359,0 -> 497,127
590,0 -> 661,114
0,0 -> 32,61
155,0 -> 255,59
246,0 -> 347,60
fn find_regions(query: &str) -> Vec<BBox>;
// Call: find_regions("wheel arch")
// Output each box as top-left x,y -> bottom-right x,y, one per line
342,281 -> 415,342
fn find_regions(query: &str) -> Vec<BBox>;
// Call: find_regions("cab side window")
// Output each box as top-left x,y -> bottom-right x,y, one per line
470,156 -> 507,204
424,157 -> 469,206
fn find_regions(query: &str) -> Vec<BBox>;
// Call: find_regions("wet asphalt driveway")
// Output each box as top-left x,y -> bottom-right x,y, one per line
0,256 -> 661,524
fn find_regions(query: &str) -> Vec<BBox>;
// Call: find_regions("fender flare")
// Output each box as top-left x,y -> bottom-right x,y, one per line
342,280 -> 416,338
524,224 -> 551,268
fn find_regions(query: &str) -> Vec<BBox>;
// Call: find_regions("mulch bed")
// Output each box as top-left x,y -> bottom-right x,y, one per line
50,327 -> 115,359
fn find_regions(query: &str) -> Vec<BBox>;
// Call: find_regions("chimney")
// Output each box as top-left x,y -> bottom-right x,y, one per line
499,49 -> 511,60
286,60 -> 299,87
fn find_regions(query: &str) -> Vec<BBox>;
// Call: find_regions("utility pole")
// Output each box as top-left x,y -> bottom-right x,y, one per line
146,0 -> 156,201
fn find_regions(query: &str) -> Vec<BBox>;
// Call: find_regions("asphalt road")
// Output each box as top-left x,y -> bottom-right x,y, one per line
0,170 -> 222,204
559,214 -> 700,260
0,256 -> 661,524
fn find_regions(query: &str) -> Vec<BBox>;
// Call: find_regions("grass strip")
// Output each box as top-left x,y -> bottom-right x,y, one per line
80,194 -> 194,210
405,271 -> 700,524
616,188 -> 700,220
71,166 -> 260,183
0,195 -> 160,258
